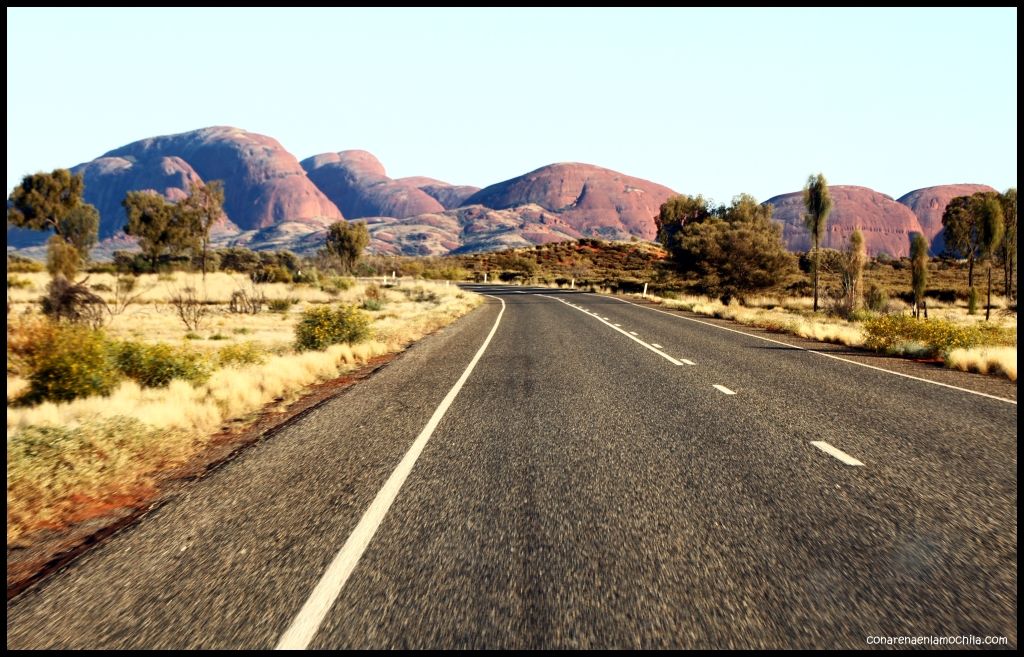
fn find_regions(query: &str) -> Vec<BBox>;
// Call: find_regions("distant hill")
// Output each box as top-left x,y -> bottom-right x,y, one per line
6,126 -> 1001,258
764,185 -> 925,258
464,163 -> 676,241
896,184 -> 998,254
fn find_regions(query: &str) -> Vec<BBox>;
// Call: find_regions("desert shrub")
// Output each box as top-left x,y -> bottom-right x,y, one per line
90,282 -> 112,292
229,286 -> 265,314
7,254 -> 45,273
85,261 -> 118,274
217,341 -> 268,368
863,315 -> 1015,358
209,333 -> 228,340
400,285 -> 440,304
292,268 -> 319,285
46,235 -> 81,279
168,285 -> 209,331
362,298 -> 383,311
785,279 -> 813,297
365,283 -> 383,301
865,284 -> 889,312
7,315 -> 60,375
21,326 -> 120,404
40,276 -> 106,328
7,275 -> 32,289
268,297 -> 297,313
925,288 -> 959,304
320,276 -> 354,296
114,341 -> 211,388
251,264 -> 293,284
295,304 -> 371,351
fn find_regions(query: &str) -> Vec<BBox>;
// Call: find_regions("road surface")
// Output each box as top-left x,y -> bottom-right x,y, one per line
6,286 -> 1017,649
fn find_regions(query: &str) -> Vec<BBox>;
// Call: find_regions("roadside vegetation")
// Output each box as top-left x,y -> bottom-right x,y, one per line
7,170 -> 480,542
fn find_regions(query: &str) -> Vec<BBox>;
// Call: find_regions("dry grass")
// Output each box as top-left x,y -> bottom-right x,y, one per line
629,291 -> 1016,377
7,275 -> 481,541
635,293 -> 868,348
945,347 -> 1017,381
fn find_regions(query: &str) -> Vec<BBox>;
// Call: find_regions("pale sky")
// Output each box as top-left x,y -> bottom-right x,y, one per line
6,7 -> 1017,204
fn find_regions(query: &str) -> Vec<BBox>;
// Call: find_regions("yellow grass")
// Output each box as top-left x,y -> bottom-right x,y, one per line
7,276 -> 481,541
629,291 -> 1016,371
945,347 -> 1018,381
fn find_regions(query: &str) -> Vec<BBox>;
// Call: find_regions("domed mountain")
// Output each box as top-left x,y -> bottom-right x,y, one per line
463,163 -> 676,241
302,151 -> 471,220
896,184 -> 998,253
8,127 -> 343,248
764,185 -> 925,257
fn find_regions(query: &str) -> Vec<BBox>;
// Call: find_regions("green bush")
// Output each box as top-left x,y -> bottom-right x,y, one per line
268,297 -> 297,313
865,284 -> 888,312
22,326 -> 121,404
7,275 -> 32,289
217,341 -> 268,368
251,265 -> 293,284
320,276 -> 354,296
362,298 -> 383,311
863,315 -> 1015,358
114,341 -> 211,388
294,304 -> 371,351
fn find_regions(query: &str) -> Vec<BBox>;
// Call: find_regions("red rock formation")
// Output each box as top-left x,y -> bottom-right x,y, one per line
463,163 -> 676,241
897,184 -> 998,253
103,126 -> 342,231
301,151 -> 446,219
764,185 -> 925,257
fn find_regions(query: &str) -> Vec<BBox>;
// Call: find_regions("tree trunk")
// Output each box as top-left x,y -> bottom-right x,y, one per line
986,264 -> 992,321
812,246 -> 820,312
968,253 -> 974,289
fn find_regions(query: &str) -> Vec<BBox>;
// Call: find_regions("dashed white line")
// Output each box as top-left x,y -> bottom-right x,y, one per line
713,384 -> 736,395
651,343 -> 664,349
544,296 -> 685,366
590,293 -> 1017,406
810,441 -> 865,466
276,296 -> 507,650
681,359 -> 696,366
630,331 -> 639,336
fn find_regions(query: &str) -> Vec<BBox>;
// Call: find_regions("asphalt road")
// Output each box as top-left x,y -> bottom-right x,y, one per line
6,286 -> 1017,649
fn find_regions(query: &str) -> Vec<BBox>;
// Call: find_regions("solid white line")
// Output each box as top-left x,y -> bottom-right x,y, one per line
544,296 -> 685,366
275,296 -> 506,650
681,359 -> 696,366
810,441 -> 865,466
590,294 -> 1017,406
713,384 -> 736,395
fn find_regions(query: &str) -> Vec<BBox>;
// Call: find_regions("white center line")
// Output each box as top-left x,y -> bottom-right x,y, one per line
275,296 -> 507,650
713,384 -> 736,395
545,296 -> 685,366
810,441 -> 865,466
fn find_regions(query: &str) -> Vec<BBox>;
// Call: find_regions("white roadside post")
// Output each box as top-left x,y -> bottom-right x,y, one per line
483,272 -> 488,283
643,282 -> 648,298
570,278 -> 575,289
